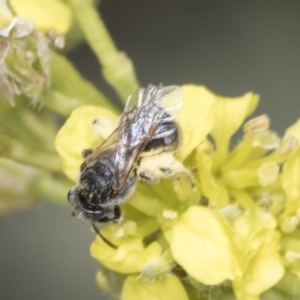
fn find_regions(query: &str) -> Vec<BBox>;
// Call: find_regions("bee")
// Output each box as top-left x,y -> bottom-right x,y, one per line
68,85 -> 190,247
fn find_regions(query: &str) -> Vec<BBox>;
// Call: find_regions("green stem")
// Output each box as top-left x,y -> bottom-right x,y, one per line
41,89 -> 84,117
66,0 -> 139,101
0,132 -> 62,171
0,157 -> 71,207
222,168 -> 258,189
32,173 -> 72,204
49,51 -> 118,115
0,101 -> 56,150
222,138 -> 253,172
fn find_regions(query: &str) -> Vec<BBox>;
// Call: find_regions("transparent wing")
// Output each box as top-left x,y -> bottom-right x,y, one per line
124,87 -> 145,112
154,85 -> 182,117
112,84 -> 183,191
84,128 -> 119,167
124,84 -> 182,115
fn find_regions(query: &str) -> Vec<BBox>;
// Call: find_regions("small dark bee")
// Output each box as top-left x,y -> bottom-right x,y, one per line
68,85 -> 189,247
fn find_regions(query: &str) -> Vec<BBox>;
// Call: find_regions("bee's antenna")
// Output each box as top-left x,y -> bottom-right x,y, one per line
92,223 -> 118,250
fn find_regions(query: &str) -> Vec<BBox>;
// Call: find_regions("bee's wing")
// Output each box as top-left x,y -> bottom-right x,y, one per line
153,85 -> 183,117
112,85 -> 183,191
124,84 -> 182,115
84,128 -> 119,166
124,87 -> 145,112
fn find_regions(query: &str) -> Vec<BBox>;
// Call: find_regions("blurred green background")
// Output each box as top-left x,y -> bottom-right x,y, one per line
1,1 -> 300,299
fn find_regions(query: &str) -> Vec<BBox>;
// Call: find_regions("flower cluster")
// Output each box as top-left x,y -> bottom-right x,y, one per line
2,0 -> 300,299
56,85 -> 300,299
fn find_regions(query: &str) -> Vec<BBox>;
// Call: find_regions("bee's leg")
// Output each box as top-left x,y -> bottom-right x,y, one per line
82,148 -> 95,158
137,152 -> 195,187
92,117 -> 118,139
112,205 -> 121,222
90,206 -> 120,249
91,223 -> 118,250
137,170 -> 160,183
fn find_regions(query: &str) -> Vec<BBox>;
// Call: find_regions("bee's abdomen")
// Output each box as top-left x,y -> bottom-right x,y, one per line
144,121 -> 179,153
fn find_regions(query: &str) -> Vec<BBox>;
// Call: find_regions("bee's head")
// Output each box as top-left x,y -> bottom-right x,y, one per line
67,161 -> 136,223
67,185 -> 120,223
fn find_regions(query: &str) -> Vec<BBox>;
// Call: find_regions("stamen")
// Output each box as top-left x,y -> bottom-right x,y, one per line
281,135 -> 298,156
219,205 -> 241,223
243,114 -> 270,137
252,131 -> 280,150
281,216 -> 299,233
285,251 -> 300,265
257,162 -> 279,187
157,209 -> 178,228
162,209 -> 178,220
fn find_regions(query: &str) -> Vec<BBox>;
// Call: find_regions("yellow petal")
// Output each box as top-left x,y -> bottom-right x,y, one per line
233,209 -> 284,296
91,224 -> 163,274
0,2 -> 12,23
176,85 -> 219,161
121,274 -> 189,300
196,140 -> 221,204
211,92 -> 259,171
55,106 -> 117,181
243,230 -> 284,295
211,92 -> 259,145
234,209 -> 276,245
164,206 -> 241,285
9,0 -> 72,34
286,118 -> 300,143
140,249 -> 175,280
281,145 -> 300,217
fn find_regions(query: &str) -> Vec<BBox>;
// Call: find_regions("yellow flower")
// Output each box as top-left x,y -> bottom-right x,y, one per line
164,205 -> 242,285
55,106 -> 118,180
121,274 -> 189,300
281,119 -> 300,218
0,0 -> 72,34
55,84 -> 300,299
232,209 -> 284,299
90,222 -> 164,275
176,85 -> 218,160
